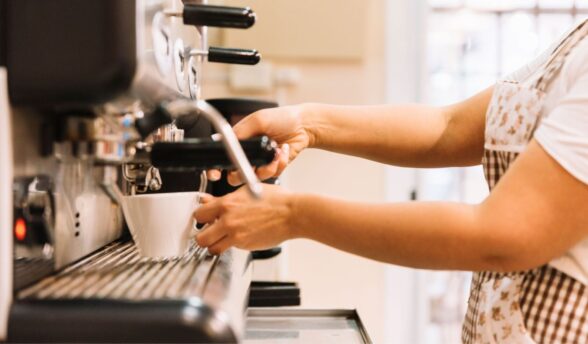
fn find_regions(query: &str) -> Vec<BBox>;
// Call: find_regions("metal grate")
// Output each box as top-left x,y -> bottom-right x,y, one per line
18,241 -> 219,301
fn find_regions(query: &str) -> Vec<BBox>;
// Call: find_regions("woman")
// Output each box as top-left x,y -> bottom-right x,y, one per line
195,20 -> 588,343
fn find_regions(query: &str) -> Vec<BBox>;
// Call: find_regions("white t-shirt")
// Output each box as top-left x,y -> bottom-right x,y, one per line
505,26 -> 588,282
507,31 -> 588,185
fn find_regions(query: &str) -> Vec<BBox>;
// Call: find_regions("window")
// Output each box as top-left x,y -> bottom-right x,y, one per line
427,0 -> 585,104
418,1 -> 581,343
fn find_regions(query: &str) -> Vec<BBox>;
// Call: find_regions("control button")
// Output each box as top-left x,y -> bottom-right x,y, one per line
13,175 -> 55,248
14,218 -> 27,241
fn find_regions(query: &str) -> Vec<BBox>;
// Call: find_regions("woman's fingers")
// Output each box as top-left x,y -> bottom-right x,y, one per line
253,151 -> 281,180
199,193 -> 214,204
195,223 -> 227,248
233,112 -> 266,140
194,199 -> 223,224
227,145 -> 288,186
227,170 -> 242,186
256,144 -> 289,180
275,143 -> 290,176
207,236 -> 233,255
206,169 -> 222,182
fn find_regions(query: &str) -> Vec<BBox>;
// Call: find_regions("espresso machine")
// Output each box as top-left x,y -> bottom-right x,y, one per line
0,1 -> 373,342
0,0 -> 279,342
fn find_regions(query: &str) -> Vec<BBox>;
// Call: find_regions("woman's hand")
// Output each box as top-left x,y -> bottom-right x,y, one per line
193,184 -> 297,255
208,104 -> 314,185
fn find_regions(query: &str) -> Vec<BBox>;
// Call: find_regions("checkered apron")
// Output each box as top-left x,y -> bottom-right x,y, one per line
462,20 -> 588,344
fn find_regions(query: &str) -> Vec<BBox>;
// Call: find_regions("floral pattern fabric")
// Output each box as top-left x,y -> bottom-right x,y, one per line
463,19 -> 588,344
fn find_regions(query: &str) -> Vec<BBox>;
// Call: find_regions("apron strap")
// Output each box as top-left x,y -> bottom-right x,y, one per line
535,19 -> 588,92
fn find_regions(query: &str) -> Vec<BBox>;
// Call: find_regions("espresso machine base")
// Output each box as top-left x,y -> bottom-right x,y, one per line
9,299 -> 233,343
8,241 -> 252,343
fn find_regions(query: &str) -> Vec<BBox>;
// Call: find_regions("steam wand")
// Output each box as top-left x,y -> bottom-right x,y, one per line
163,99 -> 263,199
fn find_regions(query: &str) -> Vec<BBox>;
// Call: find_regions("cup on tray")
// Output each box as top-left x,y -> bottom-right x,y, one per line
122,191 -> 202,259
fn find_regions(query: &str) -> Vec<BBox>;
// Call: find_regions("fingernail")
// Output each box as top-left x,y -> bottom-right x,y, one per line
209,170 -> 221,181
274,148 -> 282,161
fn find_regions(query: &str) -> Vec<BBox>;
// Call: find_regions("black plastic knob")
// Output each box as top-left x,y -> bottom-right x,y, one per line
208,47 -> 260,65
182,4 -> 255,29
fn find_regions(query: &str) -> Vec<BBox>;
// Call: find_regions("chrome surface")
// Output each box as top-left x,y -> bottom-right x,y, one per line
18,241 -> 214,301
16,241 -> 253,342
186,47 -> 210,57
5,0 -> 258,341
165,99 -> 263,198
245,309 -> 373,344
17,241 -> 253,305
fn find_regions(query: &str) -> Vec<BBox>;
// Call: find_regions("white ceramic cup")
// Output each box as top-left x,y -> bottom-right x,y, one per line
122,191 -> 201,259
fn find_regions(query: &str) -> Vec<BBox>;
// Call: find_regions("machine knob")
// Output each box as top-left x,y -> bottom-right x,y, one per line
208,47 -> 261,65
167,4 -> 256,29
182,4 -> 255,28
185,47 -> 261,66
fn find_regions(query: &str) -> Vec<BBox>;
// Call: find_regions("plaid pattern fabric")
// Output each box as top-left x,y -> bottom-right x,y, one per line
462,150 -> 588,343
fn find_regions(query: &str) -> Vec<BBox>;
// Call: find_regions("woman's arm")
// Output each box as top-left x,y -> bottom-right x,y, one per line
224,87 -> 493,184
195,140 -> 588,272
302,87 -> 493,168
291,141 -> 588,271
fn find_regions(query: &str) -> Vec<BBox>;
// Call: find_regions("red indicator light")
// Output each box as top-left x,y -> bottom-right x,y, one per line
15,218 -> 26,241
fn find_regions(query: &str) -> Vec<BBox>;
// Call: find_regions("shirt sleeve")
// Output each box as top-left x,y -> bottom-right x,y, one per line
534,49 -> 588,185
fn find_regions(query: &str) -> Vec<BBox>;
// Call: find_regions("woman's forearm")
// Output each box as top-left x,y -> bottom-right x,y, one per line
195,142 -> 588,270
300,88 -> 492,168
290,193 -> 511,272
283,141 -> 588,273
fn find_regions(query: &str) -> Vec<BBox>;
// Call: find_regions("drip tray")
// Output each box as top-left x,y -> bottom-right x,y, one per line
8,241 -> 245,343
245,309 -> 372,344
18,240 -> 217,301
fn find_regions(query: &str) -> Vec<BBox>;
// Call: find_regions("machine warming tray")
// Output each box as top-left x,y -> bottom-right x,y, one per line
244,309 -> 373,344
17,240 -> 216,301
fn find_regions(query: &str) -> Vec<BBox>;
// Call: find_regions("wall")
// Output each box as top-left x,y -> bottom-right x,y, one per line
202,1 -> 389,342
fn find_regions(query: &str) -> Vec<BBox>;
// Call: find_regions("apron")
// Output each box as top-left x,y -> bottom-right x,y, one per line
462,20 -> 588,344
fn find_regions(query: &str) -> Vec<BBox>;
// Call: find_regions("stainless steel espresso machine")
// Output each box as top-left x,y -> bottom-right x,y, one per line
0,0 -> 279,342
0,1 -> 373,342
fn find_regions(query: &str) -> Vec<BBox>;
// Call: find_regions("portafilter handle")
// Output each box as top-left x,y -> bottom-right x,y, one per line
163,99 -> 263,199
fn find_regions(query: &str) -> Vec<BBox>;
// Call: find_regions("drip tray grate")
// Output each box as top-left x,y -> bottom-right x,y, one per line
18,241 -> 219,301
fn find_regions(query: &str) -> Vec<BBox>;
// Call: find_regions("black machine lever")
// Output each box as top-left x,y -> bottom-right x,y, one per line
172,4 -> 256,29
208,47 -> 260,65
150,136 -> 277,170
185,47 -> 261,65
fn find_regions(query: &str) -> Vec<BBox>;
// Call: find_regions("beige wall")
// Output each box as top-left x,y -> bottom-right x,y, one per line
202,1 -> 389,342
